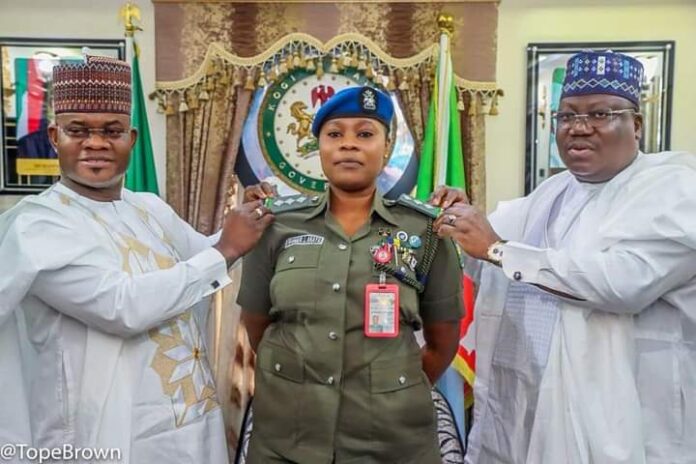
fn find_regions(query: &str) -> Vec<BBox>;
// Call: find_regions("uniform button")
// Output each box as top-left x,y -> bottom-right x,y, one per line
328,331 -> 338,340
332,283 -> 341,291
211,280 -> 220,289
513,271 -> 522,281
327,376 -> 335,385
288,256 -> 295,263
398,375 -> 406,385
338,243 -> 348,250
274,363 -> 282,372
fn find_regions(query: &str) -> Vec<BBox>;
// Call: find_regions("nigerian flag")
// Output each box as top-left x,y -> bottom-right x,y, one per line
415,28 -> 471,443
125,36 -> 159,194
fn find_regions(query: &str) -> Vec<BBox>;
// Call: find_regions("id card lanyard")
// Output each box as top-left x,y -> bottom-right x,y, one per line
364,271 -> 400,338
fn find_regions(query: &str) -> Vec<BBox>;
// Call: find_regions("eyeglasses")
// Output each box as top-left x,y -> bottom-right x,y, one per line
552,108 -> 639,131
59,125 -> 130,141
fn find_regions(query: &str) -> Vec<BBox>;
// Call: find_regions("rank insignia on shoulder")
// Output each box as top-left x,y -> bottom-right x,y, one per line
264,194 -> 321,214
395,194 -> 441,219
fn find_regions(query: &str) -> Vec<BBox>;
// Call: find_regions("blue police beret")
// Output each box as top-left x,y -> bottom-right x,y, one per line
311,86 -> 394,137
561,50 -> 644,107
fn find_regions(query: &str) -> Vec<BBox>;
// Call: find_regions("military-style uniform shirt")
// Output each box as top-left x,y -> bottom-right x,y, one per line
237,192 -> 463,464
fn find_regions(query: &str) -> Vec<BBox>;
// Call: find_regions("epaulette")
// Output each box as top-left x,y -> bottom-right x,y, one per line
264,193 -> 321,214
393,194 -> 441,219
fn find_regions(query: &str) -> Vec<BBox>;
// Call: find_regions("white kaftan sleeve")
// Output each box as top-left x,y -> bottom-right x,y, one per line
1,207 -> 231,337
499,169 -> 696,314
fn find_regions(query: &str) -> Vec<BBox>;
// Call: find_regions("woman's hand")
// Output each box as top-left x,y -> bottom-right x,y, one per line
241,311 -> 272,353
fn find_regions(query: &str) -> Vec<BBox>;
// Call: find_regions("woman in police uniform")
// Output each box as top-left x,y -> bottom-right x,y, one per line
237,86 -> 463,463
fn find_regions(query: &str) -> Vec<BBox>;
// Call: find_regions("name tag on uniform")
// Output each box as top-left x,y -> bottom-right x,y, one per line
364,283 -> 399,338
284,234 -> 324,249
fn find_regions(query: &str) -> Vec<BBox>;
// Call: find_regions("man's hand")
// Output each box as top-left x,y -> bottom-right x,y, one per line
434,202 -> 501,260
214,200 -> 274,265
428,185 -> 469,209
243,182 -> 277,204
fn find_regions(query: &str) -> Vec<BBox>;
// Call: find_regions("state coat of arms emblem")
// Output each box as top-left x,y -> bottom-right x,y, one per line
239,64 -> 417,196
259,68 -> 371,192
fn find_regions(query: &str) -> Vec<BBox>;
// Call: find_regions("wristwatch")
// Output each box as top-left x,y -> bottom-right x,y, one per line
486,240 -> 507,266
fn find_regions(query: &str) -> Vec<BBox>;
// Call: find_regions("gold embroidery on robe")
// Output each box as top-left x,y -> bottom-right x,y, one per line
149,312 -> 219,427
86,203 -> 220,427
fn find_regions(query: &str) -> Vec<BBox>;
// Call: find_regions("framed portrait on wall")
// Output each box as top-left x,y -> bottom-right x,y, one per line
525,41 -> 675,194
0,38 -> 125,193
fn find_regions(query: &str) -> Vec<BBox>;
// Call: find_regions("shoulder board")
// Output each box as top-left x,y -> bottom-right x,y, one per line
264,194 -> 321,214
393,194 -> 441,219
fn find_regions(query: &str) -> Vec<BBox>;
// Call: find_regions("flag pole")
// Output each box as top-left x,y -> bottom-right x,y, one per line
434,13 -> 454,188
431,12 -> 470,445
120,0 -> 160,195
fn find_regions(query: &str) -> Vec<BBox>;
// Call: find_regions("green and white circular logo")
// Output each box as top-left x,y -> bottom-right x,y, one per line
258,68 -> 370,193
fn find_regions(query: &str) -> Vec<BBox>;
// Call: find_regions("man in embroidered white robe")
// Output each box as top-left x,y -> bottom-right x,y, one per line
436,51 -> 696,463
0,55 -> 273,463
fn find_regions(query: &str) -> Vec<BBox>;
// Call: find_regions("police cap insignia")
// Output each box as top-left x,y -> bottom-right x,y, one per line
360,87 -> 377,112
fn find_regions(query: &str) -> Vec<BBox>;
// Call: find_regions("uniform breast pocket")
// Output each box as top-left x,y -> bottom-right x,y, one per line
270,246 -> 321,311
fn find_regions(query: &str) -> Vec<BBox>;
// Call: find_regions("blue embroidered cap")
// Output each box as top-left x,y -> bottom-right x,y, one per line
311,86 -> 394,137
561,50 -> 644,107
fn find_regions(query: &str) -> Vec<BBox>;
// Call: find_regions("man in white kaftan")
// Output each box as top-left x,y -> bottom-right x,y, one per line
435,51 -> 696,463
0,55 -> 273,463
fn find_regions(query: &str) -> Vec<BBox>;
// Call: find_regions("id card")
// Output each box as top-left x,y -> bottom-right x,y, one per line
364,283 -> 399,337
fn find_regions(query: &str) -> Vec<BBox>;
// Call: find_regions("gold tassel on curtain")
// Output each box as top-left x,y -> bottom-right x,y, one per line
489,90 -> 502,116
178,90 -> 189,113
243,69 -> 256,90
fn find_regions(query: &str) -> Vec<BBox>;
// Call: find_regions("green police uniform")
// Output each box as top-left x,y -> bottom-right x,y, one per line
237,192 -> 463,463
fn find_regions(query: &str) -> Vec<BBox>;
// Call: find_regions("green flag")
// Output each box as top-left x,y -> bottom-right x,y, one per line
415,84 -> 437,200
415,58 -> 465,200
414,34 -> 472,438
125,38 -> 159,194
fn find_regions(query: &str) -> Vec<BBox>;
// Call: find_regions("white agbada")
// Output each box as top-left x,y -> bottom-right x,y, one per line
0,182 -> 232,463
466,152 -> 696,464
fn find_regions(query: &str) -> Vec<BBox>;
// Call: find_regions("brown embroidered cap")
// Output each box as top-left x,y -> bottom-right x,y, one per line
52,54 -> 131,115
